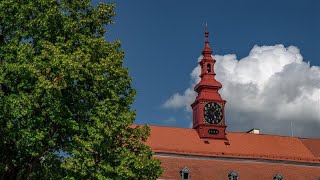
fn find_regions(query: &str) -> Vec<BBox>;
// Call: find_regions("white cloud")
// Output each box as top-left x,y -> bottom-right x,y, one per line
164,116 -> 177,123
163,45 -> 320,138
163,88 -> 196,111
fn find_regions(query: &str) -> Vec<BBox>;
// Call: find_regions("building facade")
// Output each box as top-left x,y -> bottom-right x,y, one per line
145,31 -> 320,180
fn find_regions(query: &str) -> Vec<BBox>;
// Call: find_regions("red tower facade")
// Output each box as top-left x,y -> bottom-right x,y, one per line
191,31 -> 227,139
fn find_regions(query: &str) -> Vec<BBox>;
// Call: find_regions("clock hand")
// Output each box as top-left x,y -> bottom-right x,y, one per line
213,108 -> 218,115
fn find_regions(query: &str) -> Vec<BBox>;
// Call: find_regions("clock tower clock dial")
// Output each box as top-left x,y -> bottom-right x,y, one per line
191,29 -> 227,139
204,102 -> 223,124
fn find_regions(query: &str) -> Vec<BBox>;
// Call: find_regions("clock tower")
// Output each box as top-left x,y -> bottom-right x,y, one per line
191,30 -> 227,139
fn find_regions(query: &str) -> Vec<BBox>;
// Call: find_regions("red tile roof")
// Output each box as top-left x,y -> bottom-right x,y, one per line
300,138 -> 320,157
145,125 -> 320,164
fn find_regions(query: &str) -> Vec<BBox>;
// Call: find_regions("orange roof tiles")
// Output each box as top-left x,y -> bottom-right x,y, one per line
145,125 -> 320,164
300,138 -> 320,157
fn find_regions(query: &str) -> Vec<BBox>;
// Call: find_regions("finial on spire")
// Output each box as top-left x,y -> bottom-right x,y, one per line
202,23 -> 213,55
205,22 -> 209,43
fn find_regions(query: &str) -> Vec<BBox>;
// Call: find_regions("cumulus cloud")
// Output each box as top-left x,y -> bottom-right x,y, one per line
164,116 -> 177,123
163,45 -> 320,138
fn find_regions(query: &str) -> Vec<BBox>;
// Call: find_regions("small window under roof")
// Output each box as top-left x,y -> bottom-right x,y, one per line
180,167 -> 190,180
228,171 -> 239,180
273,174 -> 283,180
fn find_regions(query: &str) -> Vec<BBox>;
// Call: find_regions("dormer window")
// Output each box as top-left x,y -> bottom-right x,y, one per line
273,174 -> 283,180
207,63 -> 211,73
228,171 -> 239,180
180,167 -> 190,180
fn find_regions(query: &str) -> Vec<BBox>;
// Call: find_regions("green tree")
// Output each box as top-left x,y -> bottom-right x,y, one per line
0,0 -> 162,179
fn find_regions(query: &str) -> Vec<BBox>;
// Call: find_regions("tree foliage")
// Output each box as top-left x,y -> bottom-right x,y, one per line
0,0 -> 162,179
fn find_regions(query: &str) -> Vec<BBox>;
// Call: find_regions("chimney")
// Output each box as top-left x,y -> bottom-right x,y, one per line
246,128 -> 260,134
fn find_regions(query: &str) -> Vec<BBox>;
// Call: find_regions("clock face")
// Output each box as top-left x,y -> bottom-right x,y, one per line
204,102 -> 223,124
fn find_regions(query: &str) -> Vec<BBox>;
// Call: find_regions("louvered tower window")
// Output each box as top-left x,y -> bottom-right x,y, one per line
228,171 -> 239,180
207,63 -> 211,73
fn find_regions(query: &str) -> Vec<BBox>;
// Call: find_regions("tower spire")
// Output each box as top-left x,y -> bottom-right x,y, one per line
191,29 -> 226,139
202,23 -> 213,56
205,22 -> 209,43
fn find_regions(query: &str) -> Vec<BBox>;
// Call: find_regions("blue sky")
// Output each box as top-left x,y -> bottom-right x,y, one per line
98,0 -> 320,137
